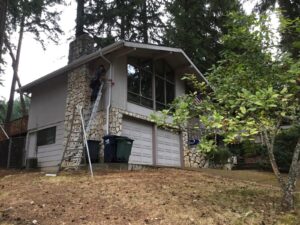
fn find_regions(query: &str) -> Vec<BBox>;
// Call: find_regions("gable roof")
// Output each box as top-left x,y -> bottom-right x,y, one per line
20,41 -> 209,92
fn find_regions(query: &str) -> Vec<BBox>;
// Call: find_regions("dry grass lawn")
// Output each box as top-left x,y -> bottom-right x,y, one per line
0,168 -> 299,225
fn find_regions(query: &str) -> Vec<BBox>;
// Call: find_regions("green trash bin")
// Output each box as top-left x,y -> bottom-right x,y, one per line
115,136 -> 134,162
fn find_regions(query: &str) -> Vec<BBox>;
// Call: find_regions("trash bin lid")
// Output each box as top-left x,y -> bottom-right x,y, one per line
103,135 -> 119,140
115,136 -> 134,142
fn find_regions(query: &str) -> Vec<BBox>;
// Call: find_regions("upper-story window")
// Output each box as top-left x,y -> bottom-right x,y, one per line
154,60 -> 175,110
127,58 -> 153,108
127,57 -> 175,110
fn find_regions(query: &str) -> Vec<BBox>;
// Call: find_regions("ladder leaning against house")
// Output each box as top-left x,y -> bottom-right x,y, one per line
60,82 -> 105,175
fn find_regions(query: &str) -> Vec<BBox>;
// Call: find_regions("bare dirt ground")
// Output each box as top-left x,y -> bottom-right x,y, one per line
0,168 -> 299,225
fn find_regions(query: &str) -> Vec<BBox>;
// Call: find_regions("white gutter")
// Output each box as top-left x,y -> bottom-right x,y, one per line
99,52 -> 112,135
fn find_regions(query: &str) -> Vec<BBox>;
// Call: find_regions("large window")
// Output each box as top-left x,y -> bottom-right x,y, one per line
127,58 -> 153,108
127,58 -> 175,110
154,60 -> 175,110
37,127 -> 56,147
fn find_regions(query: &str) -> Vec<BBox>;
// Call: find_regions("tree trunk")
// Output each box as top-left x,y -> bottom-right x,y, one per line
117,0 -> 125,40
141,0 -> 148,44
281,137 -> 300,210
4,35 -> 27,116
5,16 -> 25,124
0,0 -> 8,59
262,130 -> 285,188
76,0 -> 85,37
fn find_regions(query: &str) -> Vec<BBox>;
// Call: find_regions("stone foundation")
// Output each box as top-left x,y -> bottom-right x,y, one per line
184,147 -> 209,168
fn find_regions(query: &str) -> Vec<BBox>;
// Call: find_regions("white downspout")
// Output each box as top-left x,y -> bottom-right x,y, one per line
99,52 -> 112,135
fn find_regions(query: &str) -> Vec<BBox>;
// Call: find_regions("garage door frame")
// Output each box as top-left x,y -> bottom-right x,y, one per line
122,116 -> 184,168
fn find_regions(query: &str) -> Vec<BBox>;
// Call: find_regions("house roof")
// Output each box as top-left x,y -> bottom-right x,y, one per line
20,41 -> 209,92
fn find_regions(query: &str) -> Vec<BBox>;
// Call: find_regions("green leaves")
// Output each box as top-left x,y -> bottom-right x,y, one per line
240,106 -> 246,114
151,12 -> 300,162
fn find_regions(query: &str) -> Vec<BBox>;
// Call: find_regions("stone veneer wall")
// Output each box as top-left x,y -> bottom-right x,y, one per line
61,64 -> 105,168
184,147 -> 209,168
61,34 -> 105,168
61,65 -> 90,167
184,118 -> 208,169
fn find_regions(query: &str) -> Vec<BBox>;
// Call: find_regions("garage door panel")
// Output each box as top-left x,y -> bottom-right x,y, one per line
129,154 -> 152,164
156,139 -> 179,147
157,154 -> 180,161
122,118 -> 153,165
157,141 -> 179,149
157,129 -> 181,167
157,148 -> 181,156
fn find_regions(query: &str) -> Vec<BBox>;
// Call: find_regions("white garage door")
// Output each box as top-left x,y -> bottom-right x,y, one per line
157,129 -> 181,167
122,118 -> 153,165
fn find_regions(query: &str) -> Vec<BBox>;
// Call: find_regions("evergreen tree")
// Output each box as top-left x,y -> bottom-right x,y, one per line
0,97 -> 30,123
84,0 -> 164,46
255,0 -> 300,58
134,0 -> 164,44
85,0 -> 117,47
164,0 -> 242,73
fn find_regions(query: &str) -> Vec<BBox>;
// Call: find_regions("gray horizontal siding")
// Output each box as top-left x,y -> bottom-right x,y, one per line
37,122 -> 64,169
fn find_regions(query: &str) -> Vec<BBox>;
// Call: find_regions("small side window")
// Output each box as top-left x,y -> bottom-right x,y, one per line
37,127 -> 56,146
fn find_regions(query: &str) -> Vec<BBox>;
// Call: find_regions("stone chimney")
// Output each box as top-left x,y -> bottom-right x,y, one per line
68,34 -> 95,64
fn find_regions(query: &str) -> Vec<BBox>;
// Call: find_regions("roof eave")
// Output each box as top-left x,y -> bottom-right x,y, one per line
19,41 -> 125,92
19,41 -> 210,92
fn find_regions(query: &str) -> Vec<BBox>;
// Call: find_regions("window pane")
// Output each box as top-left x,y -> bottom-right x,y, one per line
141,97 -> 153,108
127,64 -> 140,94
141,71 -> 152,98
156,102 -> 166,111
155,76 -> 165,103
165,64 -> 175,82
166,82 -> 175,104
141,60 -> 152,74
128,92 -> 140,104
37,127 -> 56,146
154,60 -> 164,77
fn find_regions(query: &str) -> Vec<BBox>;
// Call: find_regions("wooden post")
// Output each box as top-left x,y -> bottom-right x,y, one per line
7,138 -> 12,168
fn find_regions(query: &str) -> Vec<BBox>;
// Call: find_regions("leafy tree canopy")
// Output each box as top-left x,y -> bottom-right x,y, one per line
152,12 -> 300,210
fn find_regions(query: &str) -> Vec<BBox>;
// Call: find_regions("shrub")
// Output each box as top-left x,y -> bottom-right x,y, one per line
273,126 -> 300,172
208,146 -> 232,165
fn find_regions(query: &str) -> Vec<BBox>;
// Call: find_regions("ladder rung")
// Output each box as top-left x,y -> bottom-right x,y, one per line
63,156 -> 83,159
64,149 -> 83,152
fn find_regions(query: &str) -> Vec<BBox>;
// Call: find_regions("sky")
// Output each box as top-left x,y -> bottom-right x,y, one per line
0,0 -> 275,100
0,1 -> 77,100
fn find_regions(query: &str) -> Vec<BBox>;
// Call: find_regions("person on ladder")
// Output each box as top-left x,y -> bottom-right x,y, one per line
90,64 -> 106,102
